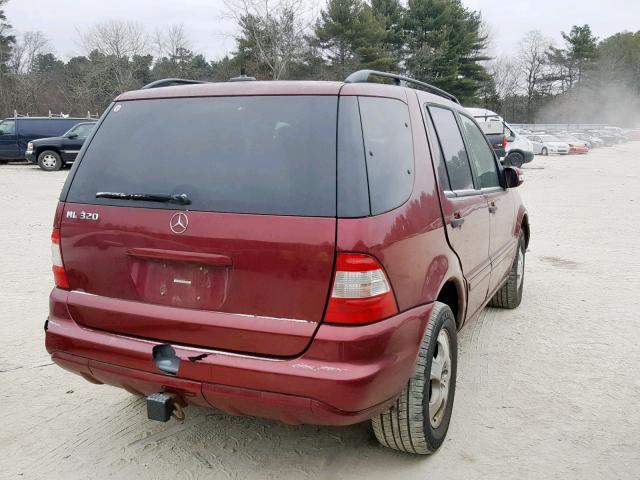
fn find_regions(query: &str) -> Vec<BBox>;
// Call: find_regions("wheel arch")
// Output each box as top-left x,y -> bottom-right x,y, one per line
36,146 -> 62,158
514,203 -> 530,249
521,214 -> 530,248
435,278 -> 465,329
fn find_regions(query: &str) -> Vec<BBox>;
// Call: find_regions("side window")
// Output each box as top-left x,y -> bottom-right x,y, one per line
424,110 -> 450,191
0,120 -> 16,135
428,106 -> 474,191
80,124 -> 95,137
504,124 -> 515,140
72,124 -> 94,138
458,115 -> 501,189
359,96 -> 414,215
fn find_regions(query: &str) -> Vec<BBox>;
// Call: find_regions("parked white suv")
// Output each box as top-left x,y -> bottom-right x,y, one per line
466,108 -> 534,167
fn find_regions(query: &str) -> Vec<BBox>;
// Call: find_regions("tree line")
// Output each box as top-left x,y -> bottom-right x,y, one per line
0,0 -> 639,125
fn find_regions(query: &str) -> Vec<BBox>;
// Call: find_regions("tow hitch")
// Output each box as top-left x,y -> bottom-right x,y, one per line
146,392 -> 186,422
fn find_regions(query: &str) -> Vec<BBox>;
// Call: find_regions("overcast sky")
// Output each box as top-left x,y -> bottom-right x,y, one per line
5,0 -> 640,61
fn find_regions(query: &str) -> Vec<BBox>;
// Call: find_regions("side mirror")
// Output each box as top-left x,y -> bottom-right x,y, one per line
67,133 -> 78,139
504,166 -> 524,188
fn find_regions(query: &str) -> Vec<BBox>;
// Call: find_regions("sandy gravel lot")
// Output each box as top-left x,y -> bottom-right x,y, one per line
1,143 -> 639,479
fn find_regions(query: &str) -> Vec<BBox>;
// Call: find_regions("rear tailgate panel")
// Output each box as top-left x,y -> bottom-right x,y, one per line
60,203 -> 336,356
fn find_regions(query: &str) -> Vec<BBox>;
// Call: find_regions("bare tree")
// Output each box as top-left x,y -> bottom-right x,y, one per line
487,55 -> 520,100
80,20 -> 148,92
517,30 -> 553,122
81,20 -> 148,59
10,31 -> 49,74
224,0 -> 310,79
154,24 -> 191,60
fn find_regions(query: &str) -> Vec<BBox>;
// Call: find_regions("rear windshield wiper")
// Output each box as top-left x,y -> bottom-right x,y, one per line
96,192 -> 191,205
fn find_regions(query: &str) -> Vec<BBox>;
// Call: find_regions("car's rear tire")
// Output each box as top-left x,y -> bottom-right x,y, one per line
489,232 -> 525,309
541,147 -> 548,156
371,302 -> 457,455
505,151 -> 525,167
38,150 -> 63,171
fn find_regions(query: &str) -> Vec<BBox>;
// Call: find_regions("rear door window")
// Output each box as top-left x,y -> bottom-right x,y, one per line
66,96 -> 338,217
428,106 -> 474,191
359,96 -> 413,215
458,114 -> 501,189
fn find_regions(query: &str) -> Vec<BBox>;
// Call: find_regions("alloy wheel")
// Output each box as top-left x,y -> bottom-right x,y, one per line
429,329 -> 452,428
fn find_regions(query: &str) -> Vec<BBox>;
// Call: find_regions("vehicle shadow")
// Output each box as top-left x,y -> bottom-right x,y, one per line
106,395 -> 428,478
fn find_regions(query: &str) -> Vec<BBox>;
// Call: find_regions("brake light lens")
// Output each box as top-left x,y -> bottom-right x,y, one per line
502,135 -> 508,149
51,228 -> 69,289
325,253 -> 398,325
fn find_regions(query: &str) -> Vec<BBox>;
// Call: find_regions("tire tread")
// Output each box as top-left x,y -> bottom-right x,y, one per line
371,302 -> 455,455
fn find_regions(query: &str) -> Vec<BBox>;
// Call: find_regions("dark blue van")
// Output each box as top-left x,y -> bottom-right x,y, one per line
0,117 -> 90,163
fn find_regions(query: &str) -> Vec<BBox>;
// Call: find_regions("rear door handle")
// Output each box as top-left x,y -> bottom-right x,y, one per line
451,217 -> 465,228
488,203 -> 498,214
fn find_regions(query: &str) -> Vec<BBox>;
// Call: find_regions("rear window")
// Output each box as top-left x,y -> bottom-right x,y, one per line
66,96 -> 338,217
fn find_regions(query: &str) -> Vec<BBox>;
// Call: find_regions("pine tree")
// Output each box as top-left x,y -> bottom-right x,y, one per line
312,0 -> 393,79
403,0 -> 490,102
0,0 -> 16,115
0,0 -> 14,71
370,0 -> 405,69
547,25 -> 598,91
596,31 -> 640,95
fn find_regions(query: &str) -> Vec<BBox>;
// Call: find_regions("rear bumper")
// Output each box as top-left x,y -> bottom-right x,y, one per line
46,288 -> 432,425
550,147 -> 569,154
25,152 -> 36,164
569,146 -> 589,154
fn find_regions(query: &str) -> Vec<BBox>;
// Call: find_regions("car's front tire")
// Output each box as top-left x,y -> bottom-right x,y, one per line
38,150 -> 63,171
372,302 -> 457,455
489,232 -> 525,309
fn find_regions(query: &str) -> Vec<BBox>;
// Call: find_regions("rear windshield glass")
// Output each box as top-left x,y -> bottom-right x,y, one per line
66,96 -> 338,217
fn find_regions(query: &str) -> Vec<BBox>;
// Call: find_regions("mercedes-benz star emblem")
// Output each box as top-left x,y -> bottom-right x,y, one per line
170,212 -> 189,234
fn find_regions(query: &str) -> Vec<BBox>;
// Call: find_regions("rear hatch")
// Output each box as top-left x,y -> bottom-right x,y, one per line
60,95 -> 338,357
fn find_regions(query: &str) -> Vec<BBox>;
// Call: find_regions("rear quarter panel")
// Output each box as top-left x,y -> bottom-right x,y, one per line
336,90 -> 463,315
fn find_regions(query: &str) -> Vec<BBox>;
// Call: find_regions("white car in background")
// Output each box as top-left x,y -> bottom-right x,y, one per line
526,134 -> 570,155
526,135 -> 547,155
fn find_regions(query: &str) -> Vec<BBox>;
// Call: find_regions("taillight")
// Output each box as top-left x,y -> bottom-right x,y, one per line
51,228 -> 69,289
502,135 -> 508,149
325,253 -> 398,325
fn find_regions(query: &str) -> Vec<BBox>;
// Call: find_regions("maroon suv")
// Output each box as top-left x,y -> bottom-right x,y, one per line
45,71 -> 529,455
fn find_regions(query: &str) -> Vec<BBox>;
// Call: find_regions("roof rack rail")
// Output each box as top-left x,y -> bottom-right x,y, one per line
142,78 -> 207,90
13,110 -> 93,119
344,70 -> 460,104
